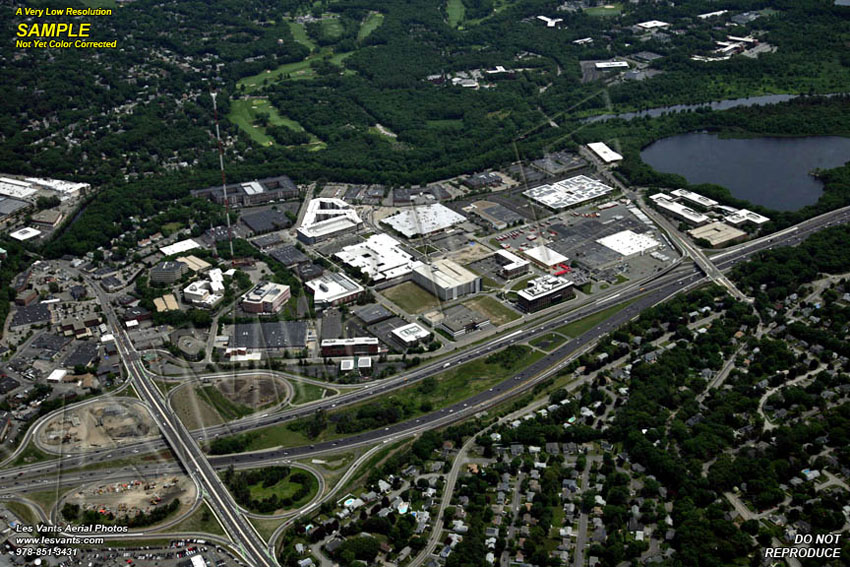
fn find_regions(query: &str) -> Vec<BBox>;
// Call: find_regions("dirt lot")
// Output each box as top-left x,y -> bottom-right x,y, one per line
63,475 -> 195,524
447,242 -> 493,265
40,399 -> 158,452
172,375 -> 289,430
213,375 -> 289,408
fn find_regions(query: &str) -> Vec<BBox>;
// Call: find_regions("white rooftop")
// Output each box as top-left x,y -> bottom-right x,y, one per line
495,249 -> 529,272
0,177 -> 37,199
587,142 -> 623,162
382,203 -> 466,238
25,177 -> 89,195
413,259 -> 479,289
594,61 -> 629,70
306,272 -> 364,304
524,175 -> 614,210
523,245 -> 568,267
596,230 -> 661,256
650,194 -> 709,224
160,238 -> 201,257
725,209 -> 770,225
335,234 -> 423,282
671,189 -> 718,208
637,20 -> 670,30
517,275 -> 573,301
47,369 -> 68,382
9,227 -> 42,241
298,198 -> 362,240
392,323 -> 431,344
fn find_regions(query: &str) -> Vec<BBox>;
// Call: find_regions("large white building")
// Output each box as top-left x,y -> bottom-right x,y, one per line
523,245 -> 568,268
297,198 -> 363,244
670,189 -> 718,209
381,204 -> 466,238
596,230 -> 661,256
524,175 -> 614,210
649,193 -> 709,226
183,268 -> 225,308
0,177 -> 37,199
335,234 -> 423,282
411,259 -> 481,301
25,177 -> 89,199
160,238 -> 202,257
587,142 -> 623,163
9,227 -> 41,241
241,281 -> 290,314
306,272 -> 364,308
725,208 -> 770,227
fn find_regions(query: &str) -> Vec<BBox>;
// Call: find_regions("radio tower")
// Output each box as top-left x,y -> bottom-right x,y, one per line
211,92 -> 235,264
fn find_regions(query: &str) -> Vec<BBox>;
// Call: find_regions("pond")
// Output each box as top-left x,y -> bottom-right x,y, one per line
640,133 -> 850,211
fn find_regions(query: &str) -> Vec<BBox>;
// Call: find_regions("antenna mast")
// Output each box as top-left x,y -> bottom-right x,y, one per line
211,92 -> 235,264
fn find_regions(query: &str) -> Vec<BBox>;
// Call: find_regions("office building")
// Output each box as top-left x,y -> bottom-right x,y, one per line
516,275 -> 575,313
306,272 -> 364,308
191,175 -> 298,207
150,260 -> 188,284
412,259 -> 481,301
241,282 -> 291,314
297,198 -> 363,244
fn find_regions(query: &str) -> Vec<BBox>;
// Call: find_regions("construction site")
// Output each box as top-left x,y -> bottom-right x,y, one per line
38,399 -> 158,453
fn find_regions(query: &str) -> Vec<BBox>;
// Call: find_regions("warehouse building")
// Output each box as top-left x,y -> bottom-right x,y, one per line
587,142 -> 623,163
688,222 -> 748,247
596,230 -> 661,257
0,197 -> 31,224
150,260 -> 188,284
191,175 -> 298,207
523,245 -> 568,268
306,272 -> 364,308
649,194 -> 709,226
524,175 -> 614,210
297,198 -> 363,244
160,238 -> 202,257
493,250 -> 530,279
320,337 -> 380,357
269,245 -> 310,268
468,200 -> 523,230
381,203 -> 467,239
335,234 -> 423,282
241,282 -> 290,314
516,275 -> 575,313
31,209 -> 64,229
412,259 -> 481,301
438,304 -> 491,339
0,177 -> 37,199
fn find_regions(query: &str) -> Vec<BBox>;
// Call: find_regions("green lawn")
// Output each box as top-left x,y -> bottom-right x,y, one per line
511,276 -> 535,291
5,501 -> 38,527
464,295 -> 521,326
236,49 -> 353,91
530,332 -> 568,352
288,22 -> 316,50
446,0 -> 465,27
212,345 -> 544,454
358,12 -> 384,41
584,3 -> 622,16
320,18 -> 344,41
381,281 -> 441,313
197,385 -> 255,421
555,300 -> 636,338
291,381 -> 333,405
248,469 -> 318,506
228,98 -> 324,149
169,502 -> 226,537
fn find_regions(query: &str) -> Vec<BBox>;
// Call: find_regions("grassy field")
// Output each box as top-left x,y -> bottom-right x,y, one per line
288,22 -> 316,50
251,516 -> 286,542
197,385 -> 255,421
381,281 -> 440,313
228,98 -> 324,149
465,295 -> 521,326
584,3 -> 622,16
169,502 -> 226,537
446,0 -> 465,27
236,49 -> 353,91
511,276 -> 535,291
172,385 -> 224,430
248,468 -> 318,506
555,300 -> 635,338
291,381 -> 333,405
215,345 -> 544,453
5,501 -> 39,527
358,12 -> 384,41
320,18 -> 344,41
530,332 -> 568,352
5,443 -> 50,468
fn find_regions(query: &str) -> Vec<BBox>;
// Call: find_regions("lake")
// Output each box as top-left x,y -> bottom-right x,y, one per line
640,133 -> 850,211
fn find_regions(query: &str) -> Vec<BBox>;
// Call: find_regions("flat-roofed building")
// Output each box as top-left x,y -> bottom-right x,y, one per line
468,201 -> 523,230
725,209 -> 770,227
0,177 -> 37,199
160,238 -> 201,257
516,275 -> 575,313
306,272 -> 364,308
150,260 -> 188,284
381,204 -> 466,238
30,209 -> 64,228
175,255 -> 211,273
649,193 -> 709,226
587,142 -> 623,163
523,245 -> 568,268
670,189 -> 718,210
596,230 -> 661,257
241,282 -> 290,314
636,20 -> 670,30
392,323 -> 431,347
320,337 -> 380,357
353,303 -> 394,325
9,227 -> 41,241
493,250 -> 530,279
412,259 -> 481,301
153,294 -> 180,312
230,321 -> 307,351
524,175 -> 614,210
688,222 -> 748,247
335,234 -> 423,282
297,198 -> 363,244
439,304 -> 491,338
183,268 -> 225,308
269,245 -> 310,268
0,196 -> 30,223
594,61 -> 629,70
191,175 -> 298,207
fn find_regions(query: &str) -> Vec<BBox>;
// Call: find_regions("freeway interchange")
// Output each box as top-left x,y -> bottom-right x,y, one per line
1,203 -> 848,565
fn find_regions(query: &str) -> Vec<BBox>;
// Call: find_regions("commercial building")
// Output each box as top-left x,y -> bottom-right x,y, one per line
176,255 -> 211,273
25,177 -> 89,198
596,230 -> 661,257
160,238 -> 201,257
524,175 -> 614,210
335,234 -> 422,282
297,198 -> 363,244
183,268 -> 225,308
153,294 -> 180,312
587,142 -> 623,163
523,245 -> 568,268
241,282 -> 290,314
0,197 -> 31,223
150,260 -> 188,284
493,250 -> 530,279
241,209 -> 291,234
230,321 -> 307,351
392,323 -> 431,347
687,222 -> 748,247
439,304 -> 491,338
30,209 -> 64,228
269,245 -> 310,268
670,189 -> 718,210
412,259 -> 481,301
649,193 -> 709,226
320,337 -> 380,357
0,177 -> 37,199
381,204 -> 466,238
516,275 -> 575,313
468,200 -> 523,230
9,227 -> 41,241
353,303 -> 394,325
306,272 -> 364,308
636,20 -> 670,30
593,61 -> 629,70
725,209 -> 770,227
191,175 -> 298,207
